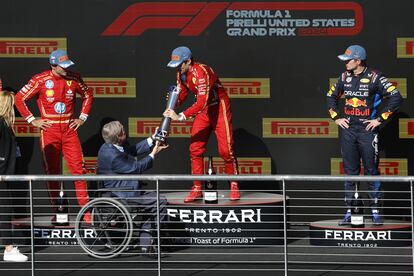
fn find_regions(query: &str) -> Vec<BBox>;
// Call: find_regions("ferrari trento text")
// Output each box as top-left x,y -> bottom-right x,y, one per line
167,208 -> 262,223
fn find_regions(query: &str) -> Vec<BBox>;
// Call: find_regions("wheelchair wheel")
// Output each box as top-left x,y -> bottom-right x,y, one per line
75,197 -> 133,259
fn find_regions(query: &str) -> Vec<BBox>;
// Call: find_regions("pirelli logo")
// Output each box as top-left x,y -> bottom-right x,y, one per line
221,78 -> 270,98
263,118 -> 338,138
63,157 -> 97,175
331,158 -> 408,176
13,118 -> 39,137
83,78 -> 136,98
399,118 -> 414,138
329,77 -> 407,98
128,117 -> 193,138
204,157 -> 271,174
0,38 -> 66,57
397,38 -> 414,58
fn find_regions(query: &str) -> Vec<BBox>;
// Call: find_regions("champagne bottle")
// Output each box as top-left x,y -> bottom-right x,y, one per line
55,182 -> 69,226
204,156 -> 218,204
351,183 -> 364,228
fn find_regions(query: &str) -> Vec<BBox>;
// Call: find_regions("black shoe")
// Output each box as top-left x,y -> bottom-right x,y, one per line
338,209 -> 351,226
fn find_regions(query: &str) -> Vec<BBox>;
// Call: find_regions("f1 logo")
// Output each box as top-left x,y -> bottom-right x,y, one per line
102,2 -> 229,36
102,2 -> 363,37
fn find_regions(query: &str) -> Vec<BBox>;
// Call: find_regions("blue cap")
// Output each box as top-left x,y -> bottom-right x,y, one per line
167,46 -> 192,68
338,45 -> 366,61
49,49 -> 74,68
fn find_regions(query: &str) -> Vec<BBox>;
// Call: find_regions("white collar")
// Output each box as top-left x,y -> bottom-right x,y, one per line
113,144 -> 124,152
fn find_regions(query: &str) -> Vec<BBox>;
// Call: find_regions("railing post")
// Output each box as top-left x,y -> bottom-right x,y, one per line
282,178 -> 288,276
29,179 -> 35,276
156,179 -> 161,276
411,181 -> 414,273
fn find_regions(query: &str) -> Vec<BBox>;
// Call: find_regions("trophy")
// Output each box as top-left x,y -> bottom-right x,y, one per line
155,85 -> 180,144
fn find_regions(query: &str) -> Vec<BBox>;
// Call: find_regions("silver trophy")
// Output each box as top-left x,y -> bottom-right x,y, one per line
155,85 -> 180,144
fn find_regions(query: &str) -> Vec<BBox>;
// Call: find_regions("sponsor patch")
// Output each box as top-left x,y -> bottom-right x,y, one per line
58,55 -> 69,62
54,102 -> 66,114
329,108 -> 337,119
386,86 -> 396,93
381,111 -> 392,120
46,90 -> 54,97
360,78 -> 370,84
45,80 -> 54,89
171,55 -> 180,61
345,97 -> 367,107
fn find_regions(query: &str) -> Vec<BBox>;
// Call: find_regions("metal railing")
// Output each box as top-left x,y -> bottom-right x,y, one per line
0,174 -> 413,276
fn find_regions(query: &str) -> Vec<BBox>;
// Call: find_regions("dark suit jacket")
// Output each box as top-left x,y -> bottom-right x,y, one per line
0,118 -> 16,174
97,139 -> 153,198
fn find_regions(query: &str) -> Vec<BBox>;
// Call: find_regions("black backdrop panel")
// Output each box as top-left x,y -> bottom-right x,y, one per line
1,1 -> 413,211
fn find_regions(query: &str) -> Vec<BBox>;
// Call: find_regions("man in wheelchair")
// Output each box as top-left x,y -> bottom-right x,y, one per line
76,120 -> 168,258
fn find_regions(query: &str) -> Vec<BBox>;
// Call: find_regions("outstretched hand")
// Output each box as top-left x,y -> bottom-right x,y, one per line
151,141 -> 169,156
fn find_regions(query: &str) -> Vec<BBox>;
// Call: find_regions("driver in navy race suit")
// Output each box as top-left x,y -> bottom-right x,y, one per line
326,45 -> 402,226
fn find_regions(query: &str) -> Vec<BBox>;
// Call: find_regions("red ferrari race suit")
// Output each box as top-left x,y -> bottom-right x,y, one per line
176,62 -> 239,190
15,70 -> 93,207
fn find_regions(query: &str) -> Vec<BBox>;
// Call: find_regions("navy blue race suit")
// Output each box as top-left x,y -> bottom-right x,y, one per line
327,67 -> 402,207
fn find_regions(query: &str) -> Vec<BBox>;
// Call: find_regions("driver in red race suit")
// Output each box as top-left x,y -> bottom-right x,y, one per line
163,46 -> 240,203
15,50 -> 93,217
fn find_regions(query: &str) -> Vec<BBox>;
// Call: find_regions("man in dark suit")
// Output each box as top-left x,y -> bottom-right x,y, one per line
97,120 -> 168,253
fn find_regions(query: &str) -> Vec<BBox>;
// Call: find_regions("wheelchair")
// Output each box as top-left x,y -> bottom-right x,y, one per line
74,187 -> 158,259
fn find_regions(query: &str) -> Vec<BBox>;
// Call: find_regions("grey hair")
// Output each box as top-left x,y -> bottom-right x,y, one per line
102,121 -> 123,144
